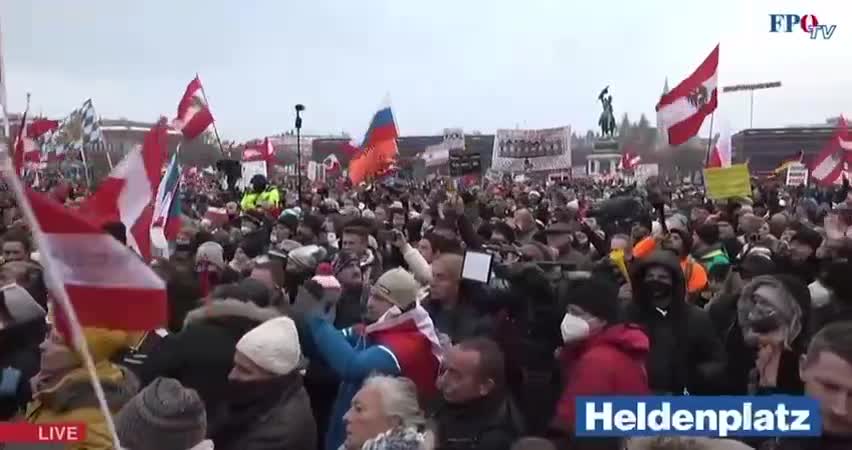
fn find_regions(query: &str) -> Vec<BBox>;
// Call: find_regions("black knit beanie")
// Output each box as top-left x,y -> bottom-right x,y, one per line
563,274 -> 620,323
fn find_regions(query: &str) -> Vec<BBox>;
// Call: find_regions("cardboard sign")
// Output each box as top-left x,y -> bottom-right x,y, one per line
703,164 -> 751,200
786,163 -> 809,186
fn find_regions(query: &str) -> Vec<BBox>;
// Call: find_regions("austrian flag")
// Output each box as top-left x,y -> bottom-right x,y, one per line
25,190 -> 167,331
174,76 -> 214,139
656,45 -> 719,146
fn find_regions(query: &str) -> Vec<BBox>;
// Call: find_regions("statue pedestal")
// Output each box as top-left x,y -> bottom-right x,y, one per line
587,138 -> 621,177
593,138 -> 619,152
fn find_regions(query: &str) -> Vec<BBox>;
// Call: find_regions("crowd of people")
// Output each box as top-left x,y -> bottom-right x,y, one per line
0,171 -> 851,450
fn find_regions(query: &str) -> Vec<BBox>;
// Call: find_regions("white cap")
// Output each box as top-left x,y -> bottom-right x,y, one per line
236,317 -> 301,376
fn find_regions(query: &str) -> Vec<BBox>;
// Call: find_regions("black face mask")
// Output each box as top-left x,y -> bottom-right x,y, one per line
642,280 -> 672,302
227,377 -> 287,406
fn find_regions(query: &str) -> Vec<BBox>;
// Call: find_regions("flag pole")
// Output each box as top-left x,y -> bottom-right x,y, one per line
0,151 -> 124,449
705,112 -> 716,166
100,115 -> 113,170
105,147 -> 114,170
195,73 -> 227,158
79,142 -> 92,189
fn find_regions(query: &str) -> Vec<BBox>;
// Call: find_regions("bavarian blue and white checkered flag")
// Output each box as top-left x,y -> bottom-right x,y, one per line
40,98 -> 103,156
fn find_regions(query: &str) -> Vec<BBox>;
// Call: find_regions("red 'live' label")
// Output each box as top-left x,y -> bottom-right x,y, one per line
0,423 -> 86,442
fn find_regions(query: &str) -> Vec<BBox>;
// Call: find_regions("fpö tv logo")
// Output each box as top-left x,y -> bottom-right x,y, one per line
769,14 -> 836,40
0,422 -> 85,443
576,396 -> 821,437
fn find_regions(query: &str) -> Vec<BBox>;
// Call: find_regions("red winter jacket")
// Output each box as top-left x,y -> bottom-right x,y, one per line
552,324 -> 650,432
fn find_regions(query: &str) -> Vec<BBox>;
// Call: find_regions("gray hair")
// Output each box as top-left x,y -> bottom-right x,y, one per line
363,375 -> 425,428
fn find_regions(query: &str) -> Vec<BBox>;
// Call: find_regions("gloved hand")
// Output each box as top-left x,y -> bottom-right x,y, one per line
0,367 -> 21,397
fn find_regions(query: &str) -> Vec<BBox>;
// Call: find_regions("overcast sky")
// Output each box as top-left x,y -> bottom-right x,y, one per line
3,0 -> 850,141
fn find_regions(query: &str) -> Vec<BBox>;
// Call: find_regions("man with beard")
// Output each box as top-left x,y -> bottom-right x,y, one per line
299,268 -> 442,450
210,317 -> 316,450
624,251 -> 725,395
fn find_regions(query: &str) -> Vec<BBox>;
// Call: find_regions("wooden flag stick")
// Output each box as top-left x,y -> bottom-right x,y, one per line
0,150 -> 124,450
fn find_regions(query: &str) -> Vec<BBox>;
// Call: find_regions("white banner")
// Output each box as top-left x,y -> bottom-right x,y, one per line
491,126 -> 571,172
422,143 -> 450,167
239,160 -> 268,190
634,163 -> 660,185
786,163 -> 809,186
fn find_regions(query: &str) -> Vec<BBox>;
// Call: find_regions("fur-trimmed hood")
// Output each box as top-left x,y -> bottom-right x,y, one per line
30,363 -> 139,415
183,298 -> 282,327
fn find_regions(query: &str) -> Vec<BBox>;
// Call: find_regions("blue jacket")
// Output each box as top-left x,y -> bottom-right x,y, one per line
304,317 -> 401,450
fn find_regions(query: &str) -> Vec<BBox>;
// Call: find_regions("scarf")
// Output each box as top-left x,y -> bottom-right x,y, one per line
188,440 -> 215,450
365,305 -> 444,365
211,374 -> 301,447
358,426 -> 426,450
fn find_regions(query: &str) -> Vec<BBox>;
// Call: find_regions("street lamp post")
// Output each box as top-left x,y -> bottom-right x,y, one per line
721,81 -> 782,128
294,104 -> 305,206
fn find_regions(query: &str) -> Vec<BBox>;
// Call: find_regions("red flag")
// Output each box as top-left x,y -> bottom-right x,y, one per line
323,153 -> 341,173
13,103 -> 29,176
26,189 -> 167,330
28,118 -> 59,138
656,45 -> 719,146
242,137 -> 275,163
173,76 -> 214,140
78,121 -> 168,260
810,117 -> 849,185
620,152 -> 641,170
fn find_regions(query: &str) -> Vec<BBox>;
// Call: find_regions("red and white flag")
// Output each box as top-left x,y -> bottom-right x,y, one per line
20,119 -> 60,167
242,137 -> 274,163
323,153 -> 341,172
810,117 -> 850,185
706,122 -> 732,168
173,76 -> 214,140
78,120 -> 168,260
619,152 -> 641,171
24,189 -> 167,331
656,45 -> 719,146
13,98 -> 30,175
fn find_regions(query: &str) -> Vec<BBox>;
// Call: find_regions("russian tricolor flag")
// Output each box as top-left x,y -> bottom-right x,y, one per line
361,106 -> 398,148
349,101 -> 400,184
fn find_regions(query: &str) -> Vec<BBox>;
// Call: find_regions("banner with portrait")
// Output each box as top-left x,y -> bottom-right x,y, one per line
491,126 -> 571,172
443,128 -> 465,150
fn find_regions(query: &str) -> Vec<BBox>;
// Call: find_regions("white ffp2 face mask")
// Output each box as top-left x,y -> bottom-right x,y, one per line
560,313 -> 590,343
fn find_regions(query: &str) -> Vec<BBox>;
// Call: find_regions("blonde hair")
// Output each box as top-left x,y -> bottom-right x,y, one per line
362,375 -> 425,429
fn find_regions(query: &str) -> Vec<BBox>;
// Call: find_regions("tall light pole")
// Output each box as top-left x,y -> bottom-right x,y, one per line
294,104 -> 305,205
721,81 -> 782,128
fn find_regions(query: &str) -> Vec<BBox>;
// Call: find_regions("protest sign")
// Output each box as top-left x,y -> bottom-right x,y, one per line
703,164 -> 751,199
786,163 -> 809,186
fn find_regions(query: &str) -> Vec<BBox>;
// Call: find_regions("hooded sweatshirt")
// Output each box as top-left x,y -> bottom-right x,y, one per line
552,324 -> 650,432
625,251 -> 726,395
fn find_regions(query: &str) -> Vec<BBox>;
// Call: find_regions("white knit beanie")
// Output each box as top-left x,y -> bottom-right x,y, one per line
196,241 -> 225,268
235,317 -> 301,376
